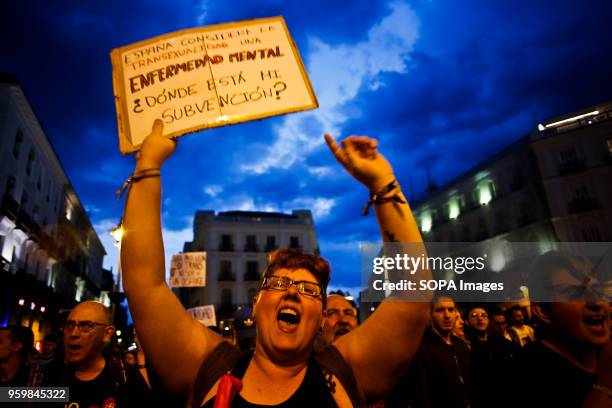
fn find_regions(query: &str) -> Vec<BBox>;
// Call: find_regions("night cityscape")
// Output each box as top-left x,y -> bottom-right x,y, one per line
1,1 -> 611,406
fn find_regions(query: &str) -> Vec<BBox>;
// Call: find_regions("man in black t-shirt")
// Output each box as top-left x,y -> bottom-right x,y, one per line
0,325 -> 33,387
389,296 -> 473,408
41,301 -> 151,407
511,252 -> 612,408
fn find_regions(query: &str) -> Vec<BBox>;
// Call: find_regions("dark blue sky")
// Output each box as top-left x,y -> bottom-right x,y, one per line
2,0 -> 612,295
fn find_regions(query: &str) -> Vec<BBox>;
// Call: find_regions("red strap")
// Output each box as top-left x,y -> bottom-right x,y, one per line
213,372 -> 243,408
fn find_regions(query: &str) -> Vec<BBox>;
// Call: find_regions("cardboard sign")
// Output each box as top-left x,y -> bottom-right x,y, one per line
169,252 -> 206,287
187,305 -> 217,327
110,16 -> 318,154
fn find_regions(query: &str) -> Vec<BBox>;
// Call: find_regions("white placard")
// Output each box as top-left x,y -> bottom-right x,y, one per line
111,16 -> 318,154
187,305 -> 217,327
169,252 -> 206,287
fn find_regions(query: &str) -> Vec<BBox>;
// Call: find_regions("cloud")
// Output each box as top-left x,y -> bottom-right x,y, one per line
286,197 -> 335,218
307,166 -> 334,178
241,1 -> 419,174
213,194 -> 336,220
195,1 -> 209,25
203,184 -> 223,197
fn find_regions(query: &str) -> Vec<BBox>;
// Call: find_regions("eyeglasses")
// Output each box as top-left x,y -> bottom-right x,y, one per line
469,312 -> 489,319
552,283 -> 612,302
261,275 -> 323,298
63,320 -> 108,333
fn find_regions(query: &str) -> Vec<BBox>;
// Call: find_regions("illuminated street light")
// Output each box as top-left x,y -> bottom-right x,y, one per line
18,299 -> 25,306
30,302 -> 36,310
40,306 -> 46,312
110,219 -> 124,292
110,221 -> 124,249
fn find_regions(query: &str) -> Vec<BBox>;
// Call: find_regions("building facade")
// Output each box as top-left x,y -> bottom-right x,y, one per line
179,210 -> 319,317
0,74 -> 106,338
360,101 -> 612,319
530,101 -> 612,242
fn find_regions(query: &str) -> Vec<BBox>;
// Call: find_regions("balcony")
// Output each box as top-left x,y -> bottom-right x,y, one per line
265,243 -> 279,252
568,197 -> 599,214
558,159 -> 586,175
244,244 -> 259,252
17,209 -> 40,235
218,243 -> 234,252
244,272 -> 260,281
218,272 -> 236,281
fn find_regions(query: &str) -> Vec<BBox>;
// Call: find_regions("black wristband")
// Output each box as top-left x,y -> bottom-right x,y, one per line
362,180 -> 405,215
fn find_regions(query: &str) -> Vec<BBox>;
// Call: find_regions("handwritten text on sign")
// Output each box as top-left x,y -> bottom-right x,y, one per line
187,305 -> 217,327
170,252 -> 206,288
111,16 -> 318,154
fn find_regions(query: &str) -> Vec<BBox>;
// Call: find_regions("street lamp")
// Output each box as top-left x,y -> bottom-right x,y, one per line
108,219 -> 126,330
110,220 -> 124,291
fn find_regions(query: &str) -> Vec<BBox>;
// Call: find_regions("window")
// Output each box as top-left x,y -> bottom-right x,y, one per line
21,191 -> 28,209
26,149 -> 35,175
265,235 -> 277,251
221,289 -> 233,310
558,148 -> 584,174
13,130 -> 23,158
559,148 -> 578,164
219,260 -> 234,281
219,234 -> 234,252
5,175 -> 16,196
582,226 -> 602,241
290,236 -> 300,250
245,235 -> 258,252
462,225 -> 471,242
572,185 -> 590,202
247,288 -> 257,304
245,261 -> 259,281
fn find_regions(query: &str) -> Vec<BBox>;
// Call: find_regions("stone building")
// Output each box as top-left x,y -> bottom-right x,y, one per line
179,210 -> 319,317
0,74 -> 106,337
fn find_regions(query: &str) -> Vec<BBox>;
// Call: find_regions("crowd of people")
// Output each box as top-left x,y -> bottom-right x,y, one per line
1,121 -> 609,407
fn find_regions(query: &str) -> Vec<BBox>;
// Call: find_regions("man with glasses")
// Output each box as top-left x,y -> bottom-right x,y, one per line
121,122 -> 431,406
41,301 -> 150,407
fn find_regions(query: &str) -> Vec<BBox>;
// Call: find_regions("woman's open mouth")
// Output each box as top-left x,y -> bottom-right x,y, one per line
277,307 -> 301,333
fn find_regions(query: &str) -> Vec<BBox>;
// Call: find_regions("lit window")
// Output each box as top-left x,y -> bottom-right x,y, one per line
478,181 -> 495,205
448,200 -> 460,220
421,213 -> 432,233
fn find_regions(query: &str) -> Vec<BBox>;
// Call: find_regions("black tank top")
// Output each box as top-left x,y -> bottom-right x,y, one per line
201,352 -> 338,408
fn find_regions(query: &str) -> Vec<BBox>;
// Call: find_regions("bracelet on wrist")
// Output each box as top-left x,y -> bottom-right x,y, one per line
362,179 -> 405,215
115,168 -> 160,198
593,383 -> 612,399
